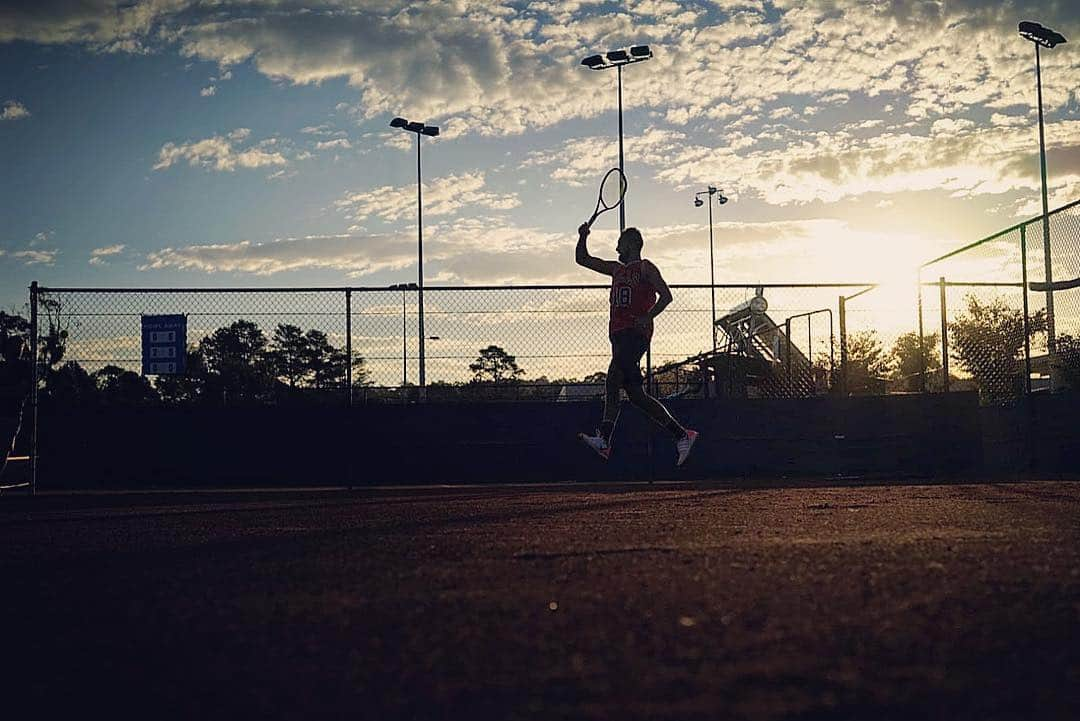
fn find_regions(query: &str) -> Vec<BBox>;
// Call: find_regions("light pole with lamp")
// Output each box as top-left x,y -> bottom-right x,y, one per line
390,117 -> 439,396
694,186 -> 728,352
1018,21 -> 1066,364
581,45 -> 653,232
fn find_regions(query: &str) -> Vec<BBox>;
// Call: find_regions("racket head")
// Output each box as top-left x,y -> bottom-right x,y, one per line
599,167 -> 628,210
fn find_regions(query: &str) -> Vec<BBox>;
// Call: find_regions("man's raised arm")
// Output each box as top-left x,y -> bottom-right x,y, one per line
575,223 -> 618,276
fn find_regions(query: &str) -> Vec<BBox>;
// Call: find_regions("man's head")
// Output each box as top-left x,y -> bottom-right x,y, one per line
616,227 -> 644,263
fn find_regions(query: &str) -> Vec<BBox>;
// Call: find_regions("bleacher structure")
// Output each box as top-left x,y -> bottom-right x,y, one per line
653,287 -> 831,400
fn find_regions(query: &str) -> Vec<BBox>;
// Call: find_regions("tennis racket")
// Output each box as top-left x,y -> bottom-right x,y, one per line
585,167 -> 627,228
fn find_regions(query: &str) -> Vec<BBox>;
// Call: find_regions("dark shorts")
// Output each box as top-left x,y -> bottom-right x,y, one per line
610,328 -> 649,388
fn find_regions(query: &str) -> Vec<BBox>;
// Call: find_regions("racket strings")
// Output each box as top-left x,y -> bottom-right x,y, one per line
599,171 -> 627,208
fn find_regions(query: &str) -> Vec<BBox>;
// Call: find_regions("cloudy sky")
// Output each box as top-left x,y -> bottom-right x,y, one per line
2,0 -> 1079,314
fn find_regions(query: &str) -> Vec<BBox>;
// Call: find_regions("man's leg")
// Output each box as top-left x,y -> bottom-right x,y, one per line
599,359 -> 622,444
578,360 -> 622,460
625,383 -> 685,439
626,379 -> 699,467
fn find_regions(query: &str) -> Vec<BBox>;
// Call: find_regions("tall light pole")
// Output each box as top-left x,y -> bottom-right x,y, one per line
1018,21 -> 1066,361
694,187 -> 728,352
581,45 -> 653,232
390,117 -> 439,395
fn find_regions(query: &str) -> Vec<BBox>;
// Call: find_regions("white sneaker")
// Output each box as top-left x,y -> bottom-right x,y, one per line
578,431 -> 611,461
676,429 -> 698,467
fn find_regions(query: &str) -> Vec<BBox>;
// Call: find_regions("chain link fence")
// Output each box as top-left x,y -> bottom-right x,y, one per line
918,199 -> 1080,404
24,283 -> 863,406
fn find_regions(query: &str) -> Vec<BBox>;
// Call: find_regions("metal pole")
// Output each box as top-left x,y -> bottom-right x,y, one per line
785,318 -> 792,386
917,271 -> 926,393
29,281 -> 39,495
617,63 -> 625,232
828,309 -> 835,392
708,195 -> 716,352
402,288 -> 407,388
417,134 -> 426,396
939,277 -> 949,393
1035,43 -> 1056,360
838,295 -> 848,396
1020,225 -> 1033,394
345,288 -> 353,407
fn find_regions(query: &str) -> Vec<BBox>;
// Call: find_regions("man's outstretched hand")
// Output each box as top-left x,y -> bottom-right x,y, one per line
578,223 -> 590,238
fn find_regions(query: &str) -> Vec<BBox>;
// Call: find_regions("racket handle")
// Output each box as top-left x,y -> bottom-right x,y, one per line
585,211 -> 600,228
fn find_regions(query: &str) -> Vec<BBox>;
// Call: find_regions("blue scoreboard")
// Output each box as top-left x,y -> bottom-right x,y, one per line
141,315 -> 187,375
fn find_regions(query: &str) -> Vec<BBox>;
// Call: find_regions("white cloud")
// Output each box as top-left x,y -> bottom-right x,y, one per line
315,138 -> 352,151
524,128 -> 688,186
141,234 -> 417,277
89,244 -> 125,266
153,129 -> 288,172
656,120 -> 1080,206
1,100 -> 30,121
4,1 -> 1078,143
336,172 -> 520,223
31,230 -> 54,246
15,249 -> 58,266
200,85 -> 216,97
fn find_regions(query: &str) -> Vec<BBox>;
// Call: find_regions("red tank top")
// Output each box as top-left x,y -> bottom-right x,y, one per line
609,260 -> 658,339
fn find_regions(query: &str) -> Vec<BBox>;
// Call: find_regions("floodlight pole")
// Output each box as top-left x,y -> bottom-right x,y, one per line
416,133 -> 426,393
1019,21 -> 1066,363
1034,42 -> 1056,358
695,188 -> 723,352
617,63 -> 625,231
391,117 -> 439,399
582,47 -> 652,232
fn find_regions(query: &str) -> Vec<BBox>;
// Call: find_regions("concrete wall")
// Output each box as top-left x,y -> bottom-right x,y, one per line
34,392 -> 1011,489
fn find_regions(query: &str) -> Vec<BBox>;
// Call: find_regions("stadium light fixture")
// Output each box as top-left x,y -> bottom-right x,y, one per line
694,186 -> 728,352
581,54 -> 605,69
389,116 -> 442,396
1018,21 -> 1067,362
1019,21 -> 1066,48
579,45 -> 655,230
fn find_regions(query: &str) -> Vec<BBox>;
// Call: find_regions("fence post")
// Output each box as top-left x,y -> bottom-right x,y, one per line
785,318 -> 792,388
345,288 -> 353,408
939,277 -> 949,393
917,271 -> 926,393
838,295 -> 848,395
29,281 -> 39,496
645,344 -> 654,483
1020,225 -> 1033,395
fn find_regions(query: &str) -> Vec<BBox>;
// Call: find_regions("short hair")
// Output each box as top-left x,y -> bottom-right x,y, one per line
621,227 -> 644,251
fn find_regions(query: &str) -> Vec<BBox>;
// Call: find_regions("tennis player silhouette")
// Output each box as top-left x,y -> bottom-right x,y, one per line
575,223 -> 698,466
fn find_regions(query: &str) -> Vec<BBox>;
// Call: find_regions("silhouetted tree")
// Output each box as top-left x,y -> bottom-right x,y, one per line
155,347 -> 208,405
45,361 -> 97,405
199,320 -> 273,404
949,295 -> 1046,402
93,365 -> 159,406
890,331 -> 941,392
269,324 -> 310,388
843,330 -> 890,393
469,345 -> 525,384
1053,334 -> 1080,390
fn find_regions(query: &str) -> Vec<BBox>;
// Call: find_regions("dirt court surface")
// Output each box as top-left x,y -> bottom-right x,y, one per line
3,479 -> 1079,720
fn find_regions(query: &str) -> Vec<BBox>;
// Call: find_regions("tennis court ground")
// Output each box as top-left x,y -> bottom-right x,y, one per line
3,479 -> 1078,719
